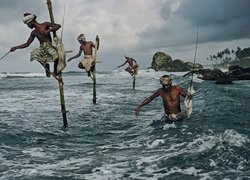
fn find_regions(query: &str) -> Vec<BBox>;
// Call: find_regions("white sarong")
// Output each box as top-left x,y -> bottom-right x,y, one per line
80,55 -> 93,71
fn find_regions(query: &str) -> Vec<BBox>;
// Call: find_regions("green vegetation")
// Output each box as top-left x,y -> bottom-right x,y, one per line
207,47 -> 250,67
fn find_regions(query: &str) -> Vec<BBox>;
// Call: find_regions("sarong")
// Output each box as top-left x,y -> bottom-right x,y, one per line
163,112 -> 185,123
30,42 -> 58,65
125,64 -> 139,75
80,55 -> 93,72
53,37 -> 66,73
132,64 -> 139,75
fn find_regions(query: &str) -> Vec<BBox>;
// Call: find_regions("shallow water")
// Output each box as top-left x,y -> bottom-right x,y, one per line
0,70 -> 249,179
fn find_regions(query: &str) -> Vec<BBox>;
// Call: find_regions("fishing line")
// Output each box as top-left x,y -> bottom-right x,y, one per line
60,0 -> 67,39
190,26 -> 199,87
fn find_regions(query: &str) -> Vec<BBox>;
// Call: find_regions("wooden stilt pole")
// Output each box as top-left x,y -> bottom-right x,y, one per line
58,76 -> 68,127
93,71 -> 97,104
132,64 -> 139,90
93,35 -> 99,104
47,0 -> 68,128
133,74 -> 136,90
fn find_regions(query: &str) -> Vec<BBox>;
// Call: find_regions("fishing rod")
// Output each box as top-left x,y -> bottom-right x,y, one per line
184,26 -> 198,118
60,0 -> 67,39
190,26 -> 199,87
0,51 -> 10,60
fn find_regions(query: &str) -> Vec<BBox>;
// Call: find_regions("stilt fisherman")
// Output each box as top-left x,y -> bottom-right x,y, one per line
117,55 -> 139,76
67,34 -> 99,77
10,13 -> 65,77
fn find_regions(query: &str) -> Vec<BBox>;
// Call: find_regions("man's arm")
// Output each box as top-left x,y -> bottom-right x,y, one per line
135,91 -> 160,116
132,58 -> 137,65
179,86 -> 192,99
44,22 -> 61,35
117,61 -> 127,68
67,47 -> 82,62
10,34 -> 35,52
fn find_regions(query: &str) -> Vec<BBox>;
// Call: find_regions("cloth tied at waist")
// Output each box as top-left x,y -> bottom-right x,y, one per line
80,55 -> 93,71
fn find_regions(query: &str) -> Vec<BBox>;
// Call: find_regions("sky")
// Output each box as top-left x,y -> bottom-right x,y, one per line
0,0 -> 250,72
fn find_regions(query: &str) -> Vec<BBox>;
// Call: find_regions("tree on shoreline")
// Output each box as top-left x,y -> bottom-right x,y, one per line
207,47 -> 250,67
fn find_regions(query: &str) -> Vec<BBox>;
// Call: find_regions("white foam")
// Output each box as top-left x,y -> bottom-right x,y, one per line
163,123 -> 177,130
22,148 -> 47,158
0,72 -> 7,79
147,139 -> 165,148
6,72 -> 45,78
209,159 -> 217,167
85,161 -> 128,180
167,166 -> 202,176
222,129 -> 249,147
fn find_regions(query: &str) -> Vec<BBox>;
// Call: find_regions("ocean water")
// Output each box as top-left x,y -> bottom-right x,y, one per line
0,69 -> 249,180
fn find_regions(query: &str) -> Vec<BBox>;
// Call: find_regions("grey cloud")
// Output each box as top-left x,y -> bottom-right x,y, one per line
176,0 -> 250,26
1,0 -> 249,72
136,0 -> 250,52
0,1 -> 62,22
170,0 -> 250,42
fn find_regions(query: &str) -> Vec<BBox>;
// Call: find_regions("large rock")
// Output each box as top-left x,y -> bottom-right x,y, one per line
170,59 -> 189,71
151,51 -> 203,71
151,52 -> 172,71
185,62 -> 203,70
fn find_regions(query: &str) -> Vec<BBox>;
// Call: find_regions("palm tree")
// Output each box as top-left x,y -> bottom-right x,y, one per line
235,46 -> 241,60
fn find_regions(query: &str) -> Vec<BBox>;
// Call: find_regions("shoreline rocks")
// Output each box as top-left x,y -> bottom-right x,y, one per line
183,65 -> 250,84
150,52 -> 203,72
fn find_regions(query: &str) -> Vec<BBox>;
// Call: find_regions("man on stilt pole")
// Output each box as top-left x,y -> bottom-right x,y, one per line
67,34 -> 99,78
10,0 -> 69,128
117,55 -> 139,89
67,34 -> 99,104
10,13 -> 64,77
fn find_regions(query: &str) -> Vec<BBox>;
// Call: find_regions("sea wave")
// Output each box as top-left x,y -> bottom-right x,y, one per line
0,68 -> 249,179
0,72 -> 45,78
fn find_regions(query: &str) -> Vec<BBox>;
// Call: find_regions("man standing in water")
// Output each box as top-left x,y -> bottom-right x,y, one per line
67,34 -> 99,77
10,13 -> 61,77
135,75 -> 192,123
117,55 -> 139,76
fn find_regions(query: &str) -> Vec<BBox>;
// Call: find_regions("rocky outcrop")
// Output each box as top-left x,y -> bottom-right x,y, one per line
227,65 -> 250,80
151,52 -> 172,71
183,65 -> 250,84
151,51 -> 203,71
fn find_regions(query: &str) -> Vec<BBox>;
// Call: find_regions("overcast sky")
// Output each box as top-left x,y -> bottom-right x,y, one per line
0,0 -> 250,72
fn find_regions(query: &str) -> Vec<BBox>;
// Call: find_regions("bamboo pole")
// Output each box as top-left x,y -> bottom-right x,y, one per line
133,74 -> 136,90
58,76 -> 67,127
46,0 -> 68,128
92,35 -> 99,104
47,0 -> 56,38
